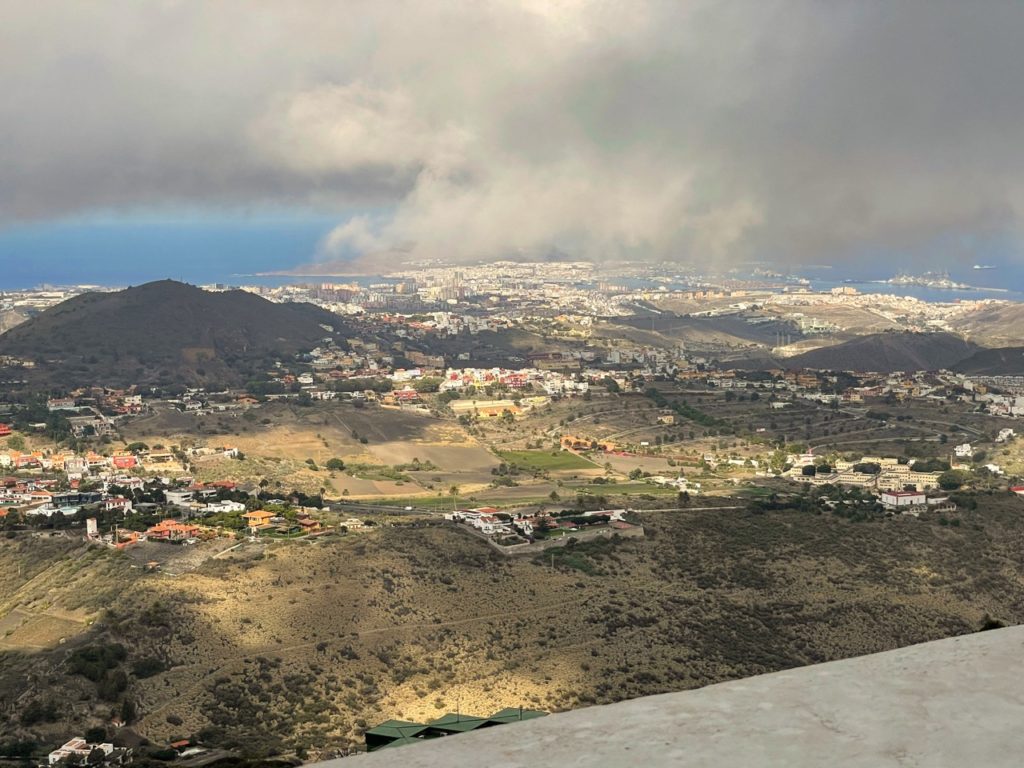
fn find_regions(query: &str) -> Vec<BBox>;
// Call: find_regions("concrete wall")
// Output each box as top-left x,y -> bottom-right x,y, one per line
312,626 -> 1024,767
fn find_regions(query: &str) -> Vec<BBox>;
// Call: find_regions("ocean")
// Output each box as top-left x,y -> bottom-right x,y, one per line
1,216 -> 1021,300
0,215 -> 343,290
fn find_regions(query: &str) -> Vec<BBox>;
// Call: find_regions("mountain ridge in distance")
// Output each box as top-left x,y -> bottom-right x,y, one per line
0,280 -> 346,387
953,346 -> 1024,375
728,331 -> 982,373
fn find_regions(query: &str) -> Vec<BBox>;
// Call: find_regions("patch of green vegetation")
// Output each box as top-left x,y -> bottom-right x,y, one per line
536,537 -> 621,575
346,463 -> 413,482
564,480 -> 674,498
496,450 -> 596,471
67,642 -> 129,701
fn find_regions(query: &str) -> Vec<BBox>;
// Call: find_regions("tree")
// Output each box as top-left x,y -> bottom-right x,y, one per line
411,377 -> 442,393
628,468 -> 643,480
325,458 -> 346,471
938,469 -> 968,490
801,464 -> 817,476
6,435 -> 25,451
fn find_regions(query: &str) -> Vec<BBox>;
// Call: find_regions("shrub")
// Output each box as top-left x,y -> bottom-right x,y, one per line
21,699 -> 59,725
132,657 -> 168,679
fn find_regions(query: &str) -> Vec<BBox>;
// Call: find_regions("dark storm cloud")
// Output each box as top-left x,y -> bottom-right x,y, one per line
2,1 -> 1024,264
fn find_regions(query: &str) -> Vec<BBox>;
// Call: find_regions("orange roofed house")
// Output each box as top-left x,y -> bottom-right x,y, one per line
146,519 -> 200,541
242,510 -> 274,530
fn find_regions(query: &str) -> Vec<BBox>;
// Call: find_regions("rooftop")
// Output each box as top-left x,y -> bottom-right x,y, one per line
315,625 -> 1024,767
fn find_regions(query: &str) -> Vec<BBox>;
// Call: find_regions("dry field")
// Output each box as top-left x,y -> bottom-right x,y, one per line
124,401 -> 499,498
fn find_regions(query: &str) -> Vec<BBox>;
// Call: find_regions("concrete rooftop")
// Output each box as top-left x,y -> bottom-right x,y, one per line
316,625 -> 1024,767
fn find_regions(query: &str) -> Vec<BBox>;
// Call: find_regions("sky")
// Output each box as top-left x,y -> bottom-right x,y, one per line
3,1 -> 1024,281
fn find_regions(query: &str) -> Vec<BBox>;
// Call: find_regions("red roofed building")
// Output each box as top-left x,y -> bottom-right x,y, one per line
146,519 -> 200,541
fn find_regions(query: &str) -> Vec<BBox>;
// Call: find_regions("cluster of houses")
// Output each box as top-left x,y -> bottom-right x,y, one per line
449,506 -> 638,542
47,737 -> 132,767
238,508 -> 324,535
648,475 -> 702,494
0,442 -> 242,485
44,391 -> 147,437
438,367 -> 594,397
0,443 -> 339,545
779,453 -> 963,515
694,366 -> 1024,415
785,454 -> 945,492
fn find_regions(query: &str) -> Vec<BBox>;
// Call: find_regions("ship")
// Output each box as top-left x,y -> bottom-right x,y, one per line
973,264 -> 997,270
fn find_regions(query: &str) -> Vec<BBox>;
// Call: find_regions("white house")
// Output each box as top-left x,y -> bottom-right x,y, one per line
880,490 -> 927,508
954,443 -> 974,458
165,489 -> 194,506
104,497 -> 133,513
205,499 -> 246,514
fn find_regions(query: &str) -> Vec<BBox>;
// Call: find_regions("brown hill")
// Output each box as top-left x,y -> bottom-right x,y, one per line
953,346 -> 1024,375
781,331 -> 979,373
0,280 -> 345,387
959,303 -> 1024,347
3,503 -> 1024,757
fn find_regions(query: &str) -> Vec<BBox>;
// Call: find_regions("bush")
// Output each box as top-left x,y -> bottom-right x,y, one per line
132,657 -> 168,679
21,699 -> 59,725
68,643 -> 127,682
98,669 -> 128,701
0,741 -> 37,758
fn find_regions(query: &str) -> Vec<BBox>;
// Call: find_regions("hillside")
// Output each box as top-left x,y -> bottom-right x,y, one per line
781,331 -> 979,373
959,303 -> 1024,347
2,503 -> 1023,760
954,346 -> 1024,375
0,309 -> 28,334
0,280 -> 345,387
